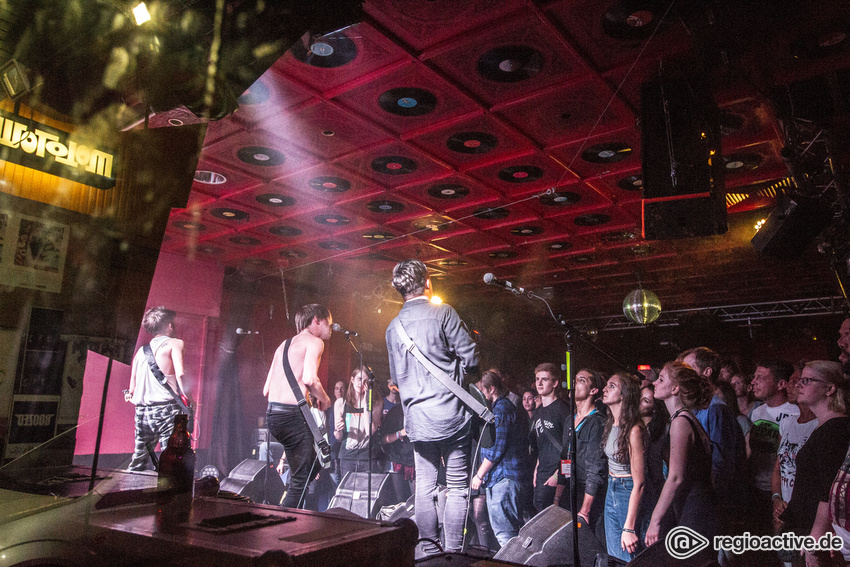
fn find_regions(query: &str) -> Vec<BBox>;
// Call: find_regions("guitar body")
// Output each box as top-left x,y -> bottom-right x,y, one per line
311,406 -> 332,469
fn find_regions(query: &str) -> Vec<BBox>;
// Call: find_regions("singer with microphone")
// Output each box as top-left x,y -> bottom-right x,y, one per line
386,259 -> 480,556
263,303 -> 332,509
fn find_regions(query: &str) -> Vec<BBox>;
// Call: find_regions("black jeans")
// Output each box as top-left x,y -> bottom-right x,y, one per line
267,403 -> 318,509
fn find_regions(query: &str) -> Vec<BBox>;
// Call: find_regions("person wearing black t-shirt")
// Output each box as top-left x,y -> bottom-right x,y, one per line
530,362 -> 570,513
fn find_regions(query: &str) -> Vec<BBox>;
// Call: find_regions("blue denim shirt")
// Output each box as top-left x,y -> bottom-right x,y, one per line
480,395 -> 527,486
694,395 -> 747,506
386,298 -> 480,442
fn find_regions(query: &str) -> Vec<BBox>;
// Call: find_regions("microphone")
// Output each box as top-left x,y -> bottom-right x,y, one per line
483,273 -> 525,294
235,328 -> 259,335
331,323 -> 359,337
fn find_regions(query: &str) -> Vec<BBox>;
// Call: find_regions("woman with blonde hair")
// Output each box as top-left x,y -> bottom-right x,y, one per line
645,362 -> 718,559
778,361 -> 850,567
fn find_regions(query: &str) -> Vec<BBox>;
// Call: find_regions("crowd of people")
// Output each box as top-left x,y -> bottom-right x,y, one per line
250,259 -> 850,566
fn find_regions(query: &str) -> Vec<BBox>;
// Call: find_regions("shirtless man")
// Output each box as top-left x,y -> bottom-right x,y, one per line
263,303 -> 332,509
125,306 -> 190,471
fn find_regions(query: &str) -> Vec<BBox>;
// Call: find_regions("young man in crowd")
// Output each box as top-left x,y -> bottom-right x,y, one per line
529,362 -> 570,513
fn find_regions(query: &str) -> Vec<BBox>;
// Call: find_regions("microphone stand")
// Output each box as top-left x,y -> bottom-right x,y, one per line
342,331 -> 376,519
501,288 -> 635,567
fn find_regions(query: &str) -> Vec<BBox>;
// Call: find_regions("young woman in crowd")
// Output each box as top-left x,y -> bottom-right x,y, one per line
521,388 -> 536,421
645,362 -> 718,560
334,366 -> 383,479
779,361 -> 850,567
601,372 -> 648,561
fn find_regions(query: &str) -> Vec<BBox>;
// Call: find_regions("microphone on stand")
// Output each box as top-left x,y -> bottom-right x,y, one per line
235,328 -> 260,335
331,323 -> 359,337
483,273 -> 526,294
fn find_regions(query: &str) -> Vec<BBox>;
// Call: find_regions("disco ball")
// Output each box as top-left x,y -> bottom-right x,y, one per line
623,289 -> 661,324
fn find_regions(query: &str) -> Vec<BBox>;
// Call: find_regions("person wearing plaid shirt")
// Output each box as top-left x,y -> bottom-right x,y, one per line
472,369 -> 529,548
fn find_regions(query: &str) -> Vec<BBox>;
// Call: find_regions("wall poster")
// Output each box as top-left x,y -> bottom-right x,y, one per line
0,210 -> 69,293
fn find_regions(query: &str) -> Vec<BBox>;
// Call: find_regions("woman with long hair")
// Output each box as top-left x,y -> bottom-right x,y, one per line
645,362 -> 718,558
333,366 -> 383,479
601,372 -> 648,561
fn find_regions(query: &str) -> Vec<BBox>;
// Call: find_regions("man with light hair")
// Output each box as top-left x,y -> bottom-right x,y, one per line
386,259 -> 480,555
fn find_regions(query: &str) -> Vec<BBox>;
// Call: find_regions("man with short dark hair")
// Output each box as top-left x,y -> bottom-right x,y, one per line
263,303 -> 332,509
125,306 -> 190,471
386,259 -> 480,555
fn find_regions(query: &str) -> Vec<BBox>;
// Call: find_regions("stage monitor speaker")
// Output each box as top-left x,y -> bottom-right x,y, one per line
415,552 -> 527,566
751,196 -> 831,256
328,472 -> 398,520
493,505 -> 606,567
640,70 -> 726,240
219,458 -> 284,505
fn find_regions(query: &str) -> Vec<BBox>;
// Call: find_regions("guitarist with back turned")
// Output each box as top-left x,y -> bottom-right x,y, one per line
263,303 -> 332,509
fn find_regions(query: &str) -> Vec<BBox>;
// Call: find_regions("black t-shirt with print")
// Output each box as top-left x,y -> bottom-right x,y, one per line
530,398 -> 570,481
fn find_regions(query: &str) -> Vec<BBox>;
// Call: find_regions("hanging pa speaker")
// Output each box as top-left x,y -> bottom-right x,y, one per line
219,458 -> 285,505
640,69 -> 727,240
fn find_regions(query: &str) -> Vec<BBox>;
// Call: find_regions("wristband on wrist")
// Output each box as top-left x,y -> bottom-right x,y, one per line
772,493 -> 782,501
622,528 -> 635,534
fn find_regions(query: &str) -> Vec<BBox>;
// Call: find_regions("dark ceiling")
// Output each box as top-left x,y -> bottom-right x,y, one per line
147,0 -> 850,319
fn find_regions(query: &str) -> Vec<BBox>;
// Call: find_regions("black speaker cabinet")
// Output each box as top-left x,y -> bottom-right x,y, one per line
219,458 -> 284,505
493,505 -> 606,567
641,71 -> 726,240
751,196 -> 831,256
328,472 -> 399,520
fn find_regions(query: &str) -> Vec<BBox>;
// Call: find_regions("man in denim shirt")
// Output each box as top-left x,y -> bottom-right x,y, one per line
386,259 -> 480,555
471,369 -> 528,547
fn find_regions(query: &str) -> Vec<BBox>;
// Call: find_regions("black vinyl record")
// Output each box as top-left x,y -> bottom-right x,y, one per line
318,240 -> 350,250
547,241 -> 572,252
540,191 -> 581,207
511,225 -> 544,236
378,88 -> 437,116
427,184 -> 470,200
366,200 -> 405,214
723,153 -> 763,172
290,33 -> 358,68
210,208 -> 250,221
446,132 -> 498,154
237,146 -> 286,167
229,235 -> 261,246
489,250 -> 518,259
477,46 -> 543,83
309,176 -> 351,193
314,214 -> 351,226
256,193 -> 296,207
498,165 -> 544,183
473,206 -> 511,220
617,175 -> 643,192
371,155 -> 418,175
791,27 -> 850,60
279,249 -> 308,259
602,1 -> 663,41
581,142 -> 632,164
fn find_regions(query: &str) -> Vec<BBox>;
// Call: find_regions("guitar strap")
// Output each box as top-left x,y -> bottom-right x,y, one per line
142,343 -> 193,427
281,339 -> 329,461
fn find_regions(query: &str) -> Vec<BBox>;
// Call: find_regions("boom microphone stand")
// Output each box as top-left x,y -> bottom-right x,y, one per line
490,281 -> 635,567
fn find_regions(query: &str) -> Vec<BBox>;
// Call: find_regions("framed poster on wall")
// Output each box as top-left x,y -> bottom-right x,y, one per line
0,210 -> 69,293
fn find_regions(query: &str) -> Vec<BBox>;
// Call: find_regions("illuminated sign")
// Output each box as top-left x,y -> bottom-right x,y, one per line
0,109 -> 116,189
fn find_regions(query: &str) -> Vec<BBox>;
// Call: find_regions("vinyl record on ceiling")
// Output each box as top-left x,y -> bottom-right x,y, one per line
237,79 -> 270,105
290,33 -> 358,68
413,217 -> 450,232
581,142 -> 632,164
490,250 -> 518,259
547,241 -> 572,251
314,214 -> 351,226
511,225 -> 544,236
477,46 -> 544,83
318,240 -> 350,250
378,88 -> 438,116
446,132 -> 498,154
229,235 -> 262,246
498,165 -> 544,183
268,225 -> 302,237
427,184 -> 470,200
601,2 -> 662,40
256,193 -> 296,207
617,175 -> 643,192
367,200 -> 405,214
371,155 -> 418,175
174,221 -> 206,231
309,176 -> 351,193
237,146 -> 286,167
723,153 -> 763,172
540,191 -> 581,206
473,206 -> 510,220
279,249 -> 308,259
573,213 -> 611,226
571,253 -> 597,264
210,208 -> 250,221
791,27 -> 850,60
362,231 -> 396,240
